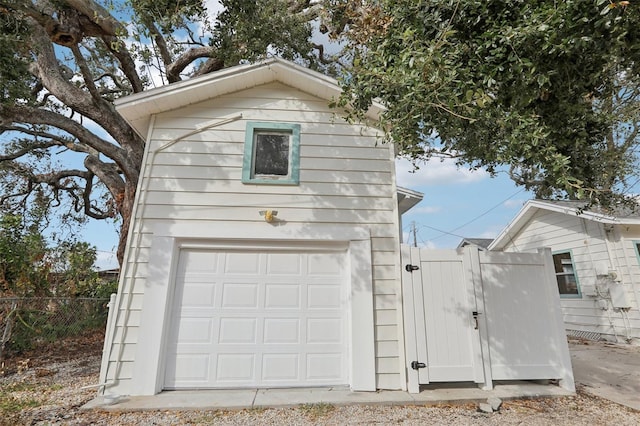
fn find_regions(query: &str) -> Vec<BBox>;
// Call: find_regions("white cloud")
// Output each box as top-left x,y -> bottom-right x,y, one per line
396,157 -> 489,187
477,225 -> 507,239
503,199 -> 527,209
205,0 -> 224,16
94,250 -> 118,271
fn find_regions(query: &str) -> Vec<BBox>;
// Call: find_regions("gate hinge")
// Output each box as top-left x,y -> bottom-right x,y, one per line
410,361 -> 426,370
405,264 -> 420,272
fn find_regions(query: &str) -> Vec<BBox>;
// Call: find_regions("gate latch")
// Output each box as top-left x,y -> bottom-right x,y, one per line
472,311 -> 481,329
405,264 -> 420,272
411,361 -> 426,370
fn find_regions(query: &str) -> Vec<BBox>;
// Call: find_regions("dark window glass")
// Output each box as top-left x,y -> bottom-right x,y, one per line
254,132 -> 289,176
553,252 -> 579,295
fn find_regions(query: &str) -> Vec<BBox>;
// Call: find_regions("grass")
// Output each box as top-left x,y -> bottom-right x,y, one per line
299,402 -> 335,419
0,382 -> 41,416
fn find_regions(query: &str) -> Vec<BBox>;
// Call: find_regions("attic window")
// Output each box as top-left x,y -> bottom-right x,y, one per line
242,122 -> 300,185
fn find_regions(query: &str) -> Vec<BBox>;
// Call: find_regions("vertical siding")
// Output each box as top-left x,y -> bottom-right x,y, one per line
501,210 -> 640,342
104,82 -> 403,392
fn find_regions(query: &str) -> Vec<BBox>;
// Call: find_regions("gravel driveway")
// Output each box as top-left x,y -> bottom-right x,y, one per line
1,334 -> 639,425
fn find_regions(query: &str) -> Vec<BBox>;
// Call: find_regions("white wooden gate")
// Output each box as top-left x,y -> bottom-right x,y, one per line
401,246 -> 574,394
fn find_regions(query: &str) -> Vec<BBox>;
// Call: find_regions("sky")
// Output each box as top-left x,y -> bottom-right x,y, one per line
395,159 -> 532,248
87,158 -> 534,270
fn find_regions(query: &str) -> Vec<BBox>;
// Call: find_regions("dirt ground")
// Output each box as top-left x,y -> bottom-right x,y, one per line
1,332 -> 639,425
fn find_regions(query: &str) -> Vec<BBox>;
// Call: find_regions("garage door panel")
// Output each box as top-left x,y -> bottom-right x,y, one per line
306,354 -> 343,380
307,284 -> 341,308
264,318 -> 300,344
179,283 -> 217,307
266,253 -> 303,275
224,252 -> 260,274
175,318 -> 214,344
178,251 -> 221,274
165,249 -> 348,388
262,354 -> 299,380
218,318 -> 257,344
221,283 -> 259,308
307,319 -> 342,343
169,354 -> 211,382
216,354 -> 255,381
265,284 -> 301,308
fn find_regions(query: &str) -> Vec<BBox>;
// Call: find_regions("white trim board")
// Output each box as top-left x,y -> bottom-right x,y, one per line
130,227 -> 376,395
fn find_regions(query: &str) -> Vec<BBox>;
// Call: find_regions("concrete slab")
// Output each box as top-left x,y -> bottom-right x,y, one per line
82,389 -> 258,411
81,337 -> 640,413
82,382 -> 572,412
569,339 -> 640,411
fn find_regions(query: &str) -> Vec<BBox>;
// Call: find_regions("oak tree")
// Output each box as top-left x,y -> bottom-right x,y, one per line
0,0 -> 338,263
339,0 -> 640,206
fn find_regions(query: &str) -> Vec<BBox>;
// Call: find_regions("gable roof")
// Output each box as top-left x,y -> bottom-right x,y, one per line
115,57 -> 384,139
457,238 -> 494,250
489,199 -> 640,251
397,186 -> 424,215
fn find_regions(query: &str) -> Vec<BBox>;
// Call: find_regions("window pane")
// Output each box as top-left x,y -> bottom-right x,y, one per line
553,252 -> 572,273
556,274 -> 579,295
552,252 -> 579,295
254,133 -> 289,176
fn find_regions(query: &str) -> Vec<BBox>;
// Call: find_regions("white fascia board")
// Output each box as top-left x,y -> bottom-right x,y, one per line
397,186 -> 424,215
488,200 -> 538,251
115,57 -> 385,138
488,199 -> 640,251
527,199 -> 640,225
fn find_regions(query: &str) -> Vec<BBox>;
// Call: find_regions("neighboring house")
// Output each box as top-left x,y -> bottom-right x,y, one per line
96,268 -> 119,281
489,200 -> 640,344
457,238 -> 493,251
98,58 -> 423,396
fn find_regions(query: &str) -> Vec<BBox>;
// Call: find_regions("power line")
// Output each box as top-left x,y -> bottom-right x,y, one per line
624,175 -> 640,193
429,188 -> 525,242
421,225 -> 468,240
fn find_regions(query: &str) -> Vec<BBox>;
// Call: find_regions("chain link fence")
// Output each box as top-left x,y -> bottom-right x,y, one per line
0,297 -> 111,361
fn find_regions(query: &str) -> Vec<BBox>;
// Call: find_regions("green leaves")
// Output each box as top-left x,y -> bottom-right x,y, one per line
212,0 -> 314,67
341,0 -> 640,206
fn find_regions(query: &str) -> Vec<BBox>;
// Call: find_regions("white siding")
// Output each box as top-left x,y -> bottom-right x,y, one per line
104,82 -> 403,393
501,210 -> 640,343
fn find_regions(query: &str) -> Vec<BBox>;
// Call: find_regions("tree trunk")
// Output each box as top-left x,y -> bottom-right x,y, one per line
115,183 -> 138,266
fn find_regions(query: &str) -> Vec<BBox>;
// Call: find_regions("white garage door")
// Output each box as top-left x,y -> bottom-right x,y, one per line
164,248 -> 349,388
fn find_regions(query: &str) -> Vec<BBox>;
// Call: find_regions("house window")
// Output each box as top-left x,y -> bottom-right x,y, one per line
242,122 -> 300,184
552,251 -> 580,297
635,241 -> 640,265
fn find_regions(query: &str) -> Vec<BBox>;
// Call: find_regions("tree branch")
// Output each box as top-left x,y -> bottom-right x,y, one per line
70,44 -> 100,100
141,18 -> 175,81
29,24 -> 145,161
2,104 -> 123,162
100,36 -> 145,93
167,46 -> 220,81
0,140 -> 58,161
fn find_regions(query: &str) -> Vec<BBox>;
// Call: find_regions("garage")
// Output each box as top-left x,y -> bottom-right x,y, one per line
164,247 -> 349,389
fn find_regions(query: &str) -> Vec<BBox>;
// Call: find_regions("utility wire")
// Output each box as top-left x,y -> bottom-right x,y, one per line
429,188 -> 525,242
421,225 -> 468,240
